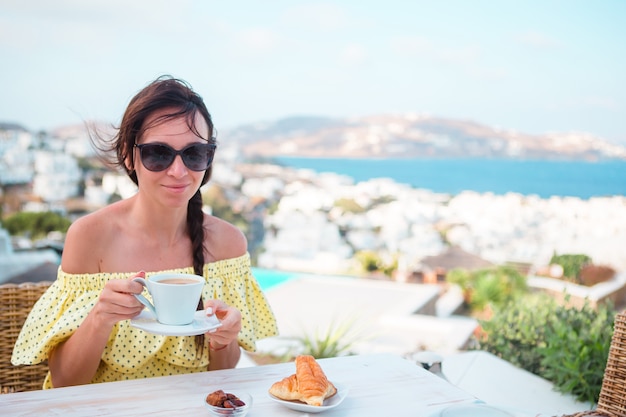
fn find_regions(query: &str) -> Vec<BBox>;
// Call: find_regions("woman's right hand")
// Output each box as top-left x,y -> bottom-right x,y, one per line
90,271 -> 147,328
49,271 -> 147,387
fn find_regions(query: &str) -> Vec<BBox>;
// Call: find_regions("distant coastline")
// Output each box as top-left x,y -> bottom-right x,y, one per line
275,157 -> 626,199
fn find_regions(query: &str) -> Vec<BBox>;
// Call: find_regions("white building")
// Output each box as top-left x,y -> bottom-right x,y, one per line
0,125 -> 35,185
252,163 -> 626,275
32,151 -> 82,202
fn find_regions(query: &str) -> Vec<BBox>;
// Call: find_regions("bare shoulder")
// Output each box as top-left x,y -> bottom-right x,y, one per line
62,202 -> 126,273
204,215 -> 248,261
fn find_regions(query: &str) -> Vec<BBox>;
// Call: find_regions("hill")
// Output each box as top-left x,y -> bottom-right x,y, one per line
223,114 -> 626,161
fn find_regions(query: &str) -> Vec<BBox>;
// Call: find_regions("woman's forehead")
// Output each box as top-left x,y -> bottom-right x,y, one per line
142,109 -> 209,140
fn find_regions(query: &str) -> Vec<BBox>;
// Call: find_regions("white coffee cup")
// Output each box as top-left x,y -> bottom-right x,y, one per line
132,273 -> 204,325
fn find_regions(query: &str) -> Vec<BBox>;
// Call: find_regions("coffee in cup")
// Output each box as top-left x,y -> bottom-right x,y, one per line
159,278 -> 199,285
132,273 -> 204,326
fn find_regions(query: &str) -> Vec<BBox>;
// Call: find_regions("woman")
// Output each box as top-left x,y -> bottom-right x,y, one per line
12,76 -> 278,388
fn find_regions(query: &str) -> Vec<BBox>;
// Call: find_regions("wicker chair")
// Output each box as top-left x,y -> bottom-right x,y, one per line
596,309 -> 626,416
0,281 -> 52,393
560,310 -> 626,417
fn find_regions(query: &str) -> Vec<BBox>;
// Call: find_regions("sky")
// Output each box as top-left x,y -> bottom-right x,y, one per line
1,0 -> 625,143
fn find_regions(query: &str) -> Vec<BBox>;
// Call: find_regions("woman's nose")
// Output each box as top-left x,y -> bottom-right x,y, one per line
167,155 -> 188,177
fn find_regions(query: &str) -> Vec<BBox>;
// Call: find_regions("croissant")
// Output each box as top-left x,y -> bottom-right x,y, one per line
269,355 -> 337,406
268,374 -> 301,402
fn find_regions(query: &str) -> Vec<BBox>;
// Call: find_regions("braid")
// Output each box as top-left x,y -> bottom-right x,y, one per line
187,189 -> 206,353
188,189 -> 205,276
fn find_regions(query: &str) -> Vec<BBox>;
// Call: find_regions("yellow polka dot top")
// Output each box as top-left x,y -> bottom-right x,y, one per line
11,253 -> 278,389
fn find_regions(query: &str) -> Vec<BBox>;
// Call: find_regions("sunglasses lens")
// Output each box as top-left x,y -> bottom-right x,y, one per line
182,144 -> 214,171
138,143 -> 215,172
140,144 -> 176,171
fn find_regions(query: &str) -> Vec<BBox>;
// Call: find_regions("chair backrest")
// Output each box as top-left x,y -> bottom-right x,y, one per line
597,310 -> 626,417
0,281 -> 52,393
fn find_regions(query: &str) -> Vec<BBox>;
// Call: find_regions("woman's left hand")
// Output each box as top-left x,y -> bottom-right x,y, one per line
203,299 -> 242,348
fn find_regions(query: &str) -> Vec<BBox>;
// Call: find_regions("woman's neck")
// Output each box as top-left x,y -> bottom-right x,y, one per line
128,194 -> 189,248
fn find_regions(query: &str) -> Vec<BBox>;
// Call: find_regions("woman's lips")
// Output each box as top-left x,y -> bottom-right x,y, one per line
163,183 -> 189,193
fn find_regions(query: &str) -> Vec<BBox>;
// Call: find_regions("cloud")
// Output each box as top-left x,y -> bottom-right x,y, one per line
390,35 -> 480,64
566,96 -> 620,111
340,43 -> 368,66
436,45 -> 481,64
280,3 -> 350,31
515,31 -> 563,49
0,0 -> 199,53
467,66 -> 509,81
388,34 -> 509,83
389,35 -> 433,56
236,27 -> 281,53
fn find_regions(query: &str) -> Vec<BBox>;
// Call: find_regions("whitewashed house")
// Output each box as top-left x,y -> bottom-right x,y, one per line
0,125 -> 35,185
32,151 -> 82,203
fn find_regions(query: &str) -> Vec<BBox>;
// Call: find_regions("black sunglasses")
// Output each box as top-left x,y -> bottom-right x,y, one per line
134,142 -> 216,172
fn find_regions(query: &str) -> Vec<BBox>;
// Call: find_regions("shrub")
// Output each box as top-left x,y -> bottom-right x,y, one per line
354,250 -> 399,277
2,211 -> 71,239
446,266 -> 528,314
475,294 -> 558,374
550,253 -> 592,284
356,250 -> 381,273
475,293 -> 614,404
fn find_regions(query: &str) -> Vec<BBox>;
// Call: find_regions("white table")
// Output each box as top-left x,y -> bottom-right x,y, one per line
0,353 -> 478,416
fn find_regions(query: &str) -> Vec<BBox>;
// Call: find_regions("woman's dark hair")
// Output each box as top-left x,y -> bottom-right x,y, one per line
98,75 -> 216,277
116,75 -> 216,188
92,75 -> 215,353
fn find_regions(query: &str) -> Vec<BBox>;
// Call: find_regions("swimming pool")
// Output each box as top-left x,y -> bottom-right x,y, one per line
251,267 -> 298,290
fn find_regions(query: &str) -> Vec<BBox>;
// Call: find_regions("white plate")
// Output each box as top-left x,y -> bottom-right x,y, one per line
268,383 -> 348,414
430,403 -> 523,417
130,310 -> 221,336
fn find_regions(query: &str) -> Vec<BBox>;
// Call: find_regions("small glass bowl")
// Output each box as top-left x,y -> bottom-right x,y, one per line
203,391 -> 252,417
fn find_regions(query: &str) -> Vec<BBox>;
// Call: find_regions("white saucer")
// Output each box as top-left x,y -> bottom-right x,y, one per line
130,310 -> 221,336
268,383 -> 348,413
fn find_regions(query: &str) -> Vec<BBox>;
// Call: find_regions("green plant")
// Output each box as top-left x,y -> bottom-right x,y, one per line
355,250 -> 382,273
537,298 -> 613,404
550,253 -> 592,283
476,294 -> 557,374
297,319 -> 360,359
2,211 -> 71,239
446,266 -> 528,314
476,293 -> 614,404
354,250 -> 398,277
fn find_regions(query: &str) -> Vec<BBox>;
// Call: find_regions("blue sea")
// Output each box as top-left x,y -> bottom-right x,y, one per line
275,157 -> 626,199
